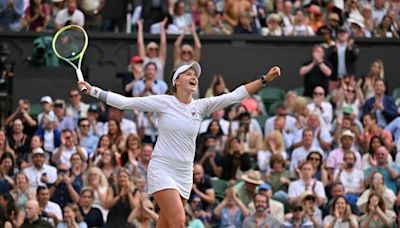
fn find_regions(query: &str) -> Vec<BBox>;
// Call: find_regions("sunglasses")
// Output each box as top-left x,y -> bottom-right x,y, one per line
181,51 -> 192,54
313,92 -> 324,96
148,47 -> 158,51
347,89 -> 355,93
309,157 -> 321,161
294,207 -> 303,212
80,124 -> 90,128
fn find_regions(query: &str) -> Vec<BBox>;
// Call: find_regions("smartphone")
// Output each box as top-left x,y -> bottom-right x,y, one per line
207,145 -> 216,153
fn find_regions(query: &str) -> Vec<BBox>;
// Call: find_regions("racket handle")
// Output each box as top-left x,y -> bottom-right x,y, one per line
76,69 -> 87,93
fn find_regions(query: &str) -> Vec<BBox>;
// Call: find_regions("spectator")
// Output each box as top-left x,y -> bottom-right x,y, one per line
121,55 -> 143,97
35,113 -> 61,154
362,4 -> 376,33
20,200 -> 52,228
140,0 -> 169,33
363,79 -> 398,128
137,19 -> 167,81
307,86 -> 333,130
127,197 -> 158,227
97,148 -> 118,183
135,143 -> 152,190
199,0 -> 231,35
222,0 -> 251,29
77,118 -> 99,158
199,109 -> 230,135
78,0 -> 105,31
243,192 -> 280,227
53,99 -> 74,132
91,135 -> 111,166
361,59 -> 385,100
302,192 -> 323,227
132,62 -> 168,97
234,169 -> 263,206
280,0 -> 295,35
335,81 -> 364,119
198,120 -> 227,154
121,134 -> 141,172
319,27 -> 336,49
326,27 -> 359,86
79,188 -> 104,228
322,196 -> 359,228
358,113 -> 394,153
136,111 -> 158,144
364,146 -> 400,194
306,151 -> 329,185
191,163 -> 215,211
10,172 -> 35,212
52,129 -> 87,168
307,5 -> 324,33
49,163 -> 80,209
82,167 -> 109,220
57,203 -> 88,228
233,11 -> 258,34
0,152 -> 15,193
322,182 -> 361,217
386,116 -> 400,150
86,104 -> 105,137
204,75 -> 229,98
288,161 -> 326,206
289,10 -> 314,36
299,44 -> 333,97
104,168 -> 140,228
48,0 -> 64,30
23,148 -> 57,188
357,171 -> 396,212
21,0 -> 50,31
372,0 -> 387,25
0,192 -> 23,227
4,99 -> 37,136
213,187 -> 249,227
290,128 -> 322,171
171,0 -> 192,34
104,118 -> 127,153
0,0 -> 24,31
261,13 -> 283,36
266,154 -> 291,203
234,112 -> 262,156
8,119 -> 31,160
282,202 -> 314,228
54,0 -> 84,30
362,136 -> 392,170
360,193 -> 396,227
66,87 -> 90,129
264,102 -> 297,136
173,24 -> 202,68
104,107 -> 137,136
257,130 -> 287,174
37,186 -> 63,226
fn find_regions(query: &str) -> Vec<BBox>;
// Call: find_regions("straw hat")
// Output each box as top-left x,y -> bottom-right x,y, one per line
241,170 -> 263,185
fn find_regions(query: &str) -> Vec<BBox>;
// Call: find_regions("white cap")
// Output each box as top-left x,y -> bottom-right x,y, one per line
341,129 -> 355,138
32,148 -> 45,156
40,96 -> 53,104
172,62 -> 201,86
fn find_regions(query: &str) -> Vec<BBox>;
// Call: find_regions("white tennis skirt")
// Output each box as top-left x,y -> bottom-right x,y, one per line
147,155 -> 193,199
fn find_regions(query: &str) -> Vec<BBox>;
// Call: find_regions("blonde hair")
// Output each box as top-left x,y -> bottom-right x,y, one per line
264,130 -> 285,152
64,203 -> 84,223
293,96 -> 308,115
82,167 -> 109,190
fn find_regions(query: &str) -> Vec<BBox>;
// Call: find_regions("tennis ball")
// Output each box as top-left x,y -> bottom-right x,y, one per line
72,52 -> 76,56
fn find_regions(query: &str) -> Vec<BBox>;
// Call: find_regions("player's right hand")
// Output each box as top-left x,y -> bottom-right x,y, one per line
77,81 -> 92,94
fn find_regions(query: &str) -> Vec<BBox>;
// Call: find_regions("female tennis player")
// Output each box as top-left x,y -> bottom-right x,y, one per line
78,62 -> 281,227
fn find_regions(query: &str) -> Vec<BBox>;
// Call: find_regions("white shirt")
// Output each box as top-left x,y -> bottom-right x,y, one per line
43,130 -> 55,152
23,164 -> 57,188
288,179 -> 326,201
334,169 -> 364,194
199,118 -> 230,135
264,115 -> 297,135
307,102 -> 333,130
337,43 -> 347,78
290,146 -> 324,171
102,118 -> 137,135
43,201 -> 63,225
55,8 -> 85,27
257,150 -> 287,174
104,86 -> 249,162
53,146 -> 88,168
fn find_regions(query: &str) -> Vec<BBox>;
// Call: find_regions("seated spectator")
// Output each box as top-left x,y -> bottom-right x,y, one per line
136,111 -> 158,144
233,11 -> 258,34
77,0 -> 104,31
121,134 -> 141,172
333,75 -> 364,119
198,119 -> 227,154
243,192 -> 280,227
222,0 -> 251,30
98,148 -> 118,183
170,0 -> 192,34
57,203 -> 88,228
363,79 -> 398,128
204,75 -> 229,98
82,167 -> 109,220
199,1 -> 231,35
233,112 -> 262,156
135,143 -> 153,191
77,118 -> 99,158
322,182 -> 361,217
104,107 -> 137,136
385,116 -> 400,149
213,187 -> 249,227
290,128 -> 323,171
357,171 -> 396,213
35,113 -> 61,154
49,163 -> 80,209
233,170 -> 263,207
299,45 -> 332,97
292,96 -> 310,130
137,19 -> 167,81
79,188 -> 104,228
127,197 -> 158,227
306,151 -> 329,185
69,152 -> 84,190
20,200 -> 52,228
52,129 -> 87,168
288,161 -> 326,206
199,109 -> 230,135
307,5 -> 324,33
307,86 -> 333,130
257,130 -> 287,174
10,172 -> 35,212
230,104 -> 263,135
302,192 -> 323,227
261,13 -> 283,36
358,113 -> 394,153
67,87 -> 90,129
54,0 -> 84,30
37,186 -> 63,226
133,62 -> 168,97
91,135 -> 112,166
266,154 -> 292,204
362,136 -> 393,171
53,99 -> 74,132
331,107 -> 363,146
121,56 -> 143,97
371,0 -> 387,25
361,59 -> 385,100
264,102 -> 297,136
282,202 -> 314,228
23,148 -> 57,188
104,118 -> 128,153
0,192 -> 23,227
289,10 -> 314,36
0,0 -> 24,31
86,104 -> 105,137
191,163 -> 215,211
360,193 -> 396,227
21,0 -> 50,31
322,196 -> 359,228
104,168 -> 140,227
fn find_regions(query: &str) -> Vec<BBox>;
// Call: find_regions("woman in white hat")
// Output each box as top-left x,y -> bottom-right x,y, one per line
78,62 -> 280,227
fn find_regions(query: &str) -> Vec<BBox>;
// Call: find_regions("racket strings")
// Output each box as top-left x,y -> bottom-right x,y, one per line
54,28 -> 86,60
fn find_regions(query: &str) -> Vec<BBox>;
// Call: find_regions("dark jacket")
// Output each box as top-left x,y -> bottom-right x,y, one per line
326,43 -> 359,80
20,218 -> 53,228
34,127 -> 61,151
363,95 -> 399,124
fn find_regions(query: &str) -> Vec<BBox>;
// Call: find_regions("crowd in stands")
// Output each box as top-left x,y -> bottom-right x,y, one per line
0,0 -> 399,38
1,0 -> 400,228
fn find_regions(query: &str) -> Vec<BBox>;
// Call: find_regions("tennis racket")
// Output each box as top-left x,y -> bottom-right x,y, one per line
52,25 -> 88,92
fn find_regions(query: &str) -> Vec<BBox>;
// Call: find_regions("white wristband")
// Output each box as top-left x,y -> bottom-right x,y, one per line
90,86 -> 102,99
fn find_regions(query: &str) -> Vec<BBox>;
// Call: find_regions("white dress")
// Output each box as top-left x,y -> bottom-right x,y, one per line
103,86 -> 249,199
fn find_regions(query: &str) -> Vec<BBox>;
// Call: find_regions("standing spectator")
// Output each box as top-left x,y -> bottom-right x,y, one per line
335,82 -> 364,119
360,193 -> 396,227
52,129 -> 88,168
23,148 -> 57,188
77,118 -> 99,158
363,79 -> 398,128
307,86 -> 333,130
322,196 -> 359,228
140,0 -> 169,33
173,24 -> 202,67
261,13 -> 283,36
243,192 -> 280,228
132,62 -> 168,97
137,19 -> 167,81
53,99 -> 75,132
361,59 -> 385,100
0,0 -> 24,31
199,0 -> 231,35
67,87 -> 90,129
79,188 -> 104,228
171,0 -> 192,34
37,186 -> 63,226
326,27 -> 359,86
121,55 -> 143,97
54,0 -> 84,30
20,200 -> 53,228
204,75 -> 229,98
4,99 -> 37,136
372,0 -> 387,25
22,0 -> 50,31
299,45 -> 333,97
213,187 -> 249,227
78,0 -> 105,31
289,10 -> 314,36
234,112 -> 262,156
57,203 -> 88,228
8,119 -> 31,159
37,95 -> 54,128
35,113 -> 61,154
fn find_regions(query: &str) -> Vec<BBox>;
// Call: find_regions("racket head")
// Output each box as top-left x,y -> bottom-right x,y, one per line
52,25 -> 88,62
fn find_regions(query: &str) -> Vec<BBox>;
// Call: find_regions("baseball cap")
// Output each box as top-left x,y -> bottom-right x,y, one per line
342,106 -> 353,115
130,55 -> 143,64
32,148 -> 45,156
258,183 -> 272,191
172,62 -> 201,86
341,129 -> 355,138
53,99 -> 65,108
40,96 -> 53,104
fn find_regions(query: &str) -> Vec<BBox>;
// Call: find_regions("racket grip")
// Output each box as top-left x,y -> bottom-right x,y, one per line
76,69 -> 87,93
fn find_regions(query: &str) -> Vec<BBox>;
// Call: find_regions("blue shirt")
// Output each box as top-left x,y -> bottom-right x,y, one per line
365,164 -> 400,193
385,117 -> 400,143
0,0 -> 24,31
80,134 -> 99,157
133,79 -> 168,96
